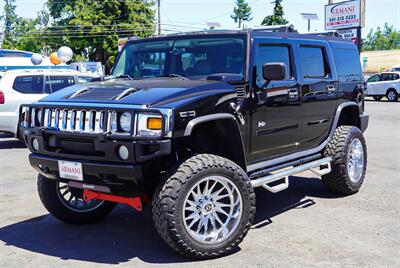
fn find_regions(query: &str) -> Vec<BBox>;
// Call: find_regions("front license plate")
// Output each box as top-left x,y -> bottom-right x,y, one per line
58,160 -> 83,181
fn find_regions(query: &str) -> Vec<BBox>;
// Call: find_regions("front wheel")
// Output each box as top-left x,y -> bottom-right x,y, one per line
37,175 -> 116,224
322,126 -> 367,195
152,154 -> 256,259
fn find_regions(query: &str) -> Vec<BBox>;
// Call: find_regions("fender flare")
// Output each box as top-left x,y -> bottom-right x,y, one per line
184,113 -> 237,136
183,113 -> 247,169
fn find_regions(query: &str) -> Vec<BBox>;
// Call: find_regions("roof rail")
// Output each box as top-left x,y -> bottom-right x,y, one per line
304,31 -> 340,37
250,24 -> 297,33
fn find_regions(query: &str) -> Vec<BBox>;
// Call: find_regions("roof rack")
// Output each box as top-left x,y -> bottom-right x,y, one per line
304,31 -> 340,37
250,24 -> 297,33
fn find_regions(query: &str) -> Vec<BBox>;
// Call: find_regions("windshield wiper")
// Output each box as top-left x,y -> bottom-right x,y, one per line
159,74 -> 189,80
115,74 -> 134,80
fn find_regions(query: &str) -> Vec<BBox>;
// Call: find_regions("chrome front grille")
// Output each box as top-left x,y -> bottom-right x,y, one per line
41,108 -> 106,133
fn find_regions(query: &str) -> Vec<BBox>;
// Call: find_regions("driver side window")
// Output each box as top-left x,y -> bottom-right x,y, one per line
256,44 -> 292,83
367,74 -> 380,82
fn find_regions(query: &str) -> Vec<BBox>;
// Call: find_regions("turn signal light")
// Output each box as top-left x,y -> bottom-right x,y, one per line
147,117 -> 162,130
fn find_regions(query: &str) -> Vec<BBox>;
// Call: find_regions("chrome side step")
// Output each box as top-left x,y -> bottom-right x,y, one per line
251,157 -> 332,193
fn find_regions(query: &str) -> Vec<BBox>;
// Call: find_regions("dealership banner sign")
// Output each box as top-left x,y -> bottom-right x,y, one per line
337,28 -> 358,44
325,0 -> 361,30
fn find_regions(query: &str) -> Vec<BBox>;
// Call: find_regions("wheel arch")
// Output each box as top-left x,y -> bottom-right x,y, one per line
336,102 -> 361,130
183,114 -> 247,170
386,87 -> 398,94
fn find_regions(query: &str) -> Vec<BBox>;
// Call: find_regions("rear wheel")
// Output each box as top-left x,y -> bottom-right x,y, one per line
322,126 -> 367,195
152,154 -> 255,259
386,89 -> 398,102
37,175 -> 116,224
373,96 -> 382,101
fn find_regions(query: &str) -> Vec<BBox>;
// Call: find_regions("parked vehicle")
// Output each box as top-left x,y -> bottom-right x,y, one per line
366,72 -> 400,102
0,69 -> 97,138
390,64 -> 400,72
20,26 -> 368,259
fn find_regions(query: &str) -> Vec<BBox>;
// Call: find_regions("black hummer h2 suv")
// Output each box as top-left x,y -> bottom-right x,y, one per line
20,25 -> 369,258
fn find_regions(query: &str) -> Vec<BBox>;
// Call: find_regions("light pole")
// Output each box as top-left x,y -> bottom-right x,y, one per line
301,13 -> 319,32
157,0 -> 161,36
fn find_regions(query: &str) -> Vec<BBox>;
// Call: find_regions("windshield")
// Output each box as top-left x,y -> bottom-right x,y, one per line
112,36 -> 246,80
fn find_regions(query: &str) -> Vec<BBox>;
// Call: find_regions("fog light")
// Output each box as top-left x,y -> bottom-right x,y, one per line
32,138 -> 39,151
118,145 -> 129,160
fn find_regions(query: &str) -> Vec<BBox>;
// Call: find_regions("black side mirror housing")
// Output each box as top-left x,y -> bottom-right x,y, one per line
262,63 -> 286,81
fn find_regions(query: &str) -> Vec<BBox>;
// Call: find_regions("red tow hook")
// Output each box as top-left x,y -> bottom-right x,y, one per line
83,189 -> 143,211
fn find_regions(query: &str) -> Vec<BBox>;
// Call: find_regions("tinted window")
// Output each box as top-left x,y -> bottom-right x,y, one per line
332,48 -> 362,76
380,73 -> 399,81
299,46 -> 327,78
45,76 -> 75,92
256,45 -> 291,82
367,74 -> 380,82
13,75 -> 44,94
113,37 -> 245,79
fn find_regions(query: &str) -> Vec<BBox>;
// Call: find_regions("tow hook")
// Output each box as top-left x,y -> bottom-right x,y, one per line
83,189 -> 143,211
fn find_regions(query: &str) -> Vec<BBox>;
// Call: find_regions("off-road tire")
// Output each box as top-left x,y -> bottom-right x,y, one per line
322,126 -> 367,195
386,89 -> 398,102
152,154 -> 256,259
37,174 -> 116,224
372,96 -> 382,101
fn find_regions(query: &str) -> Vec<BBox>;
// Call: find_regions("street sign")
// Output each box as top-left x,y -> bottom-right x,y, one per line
337,28 -> 358,44
325,0 -> 361,30
338,28 -> 357,39
363,56 -> 368,63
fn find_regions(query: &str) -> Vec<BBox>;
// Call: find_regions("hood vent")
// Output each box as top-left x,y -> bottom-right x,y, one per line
114,88 -> 137,100
66,87 -> 130,101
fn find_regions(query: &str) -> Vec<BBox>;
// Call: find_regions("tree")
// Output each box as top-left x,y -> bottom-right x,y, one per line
1,0 -> 17,48
46,0 -> 155,70
231,0 -> 252,29
261,0 -> 288,26
363,23 -> 400,51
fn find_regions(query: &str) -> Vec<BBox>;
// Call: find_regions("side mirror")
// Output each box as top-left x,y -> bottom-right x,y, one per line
263,62 -> 286,81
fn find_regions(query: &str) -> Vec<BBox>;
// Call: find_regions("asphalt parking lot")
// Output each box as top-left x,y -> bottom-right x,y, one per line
0,100 -> 399,268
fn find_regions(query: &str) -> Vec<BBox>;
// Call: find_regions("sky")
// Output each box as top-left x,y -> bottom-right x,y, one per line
0,0 -> 399,37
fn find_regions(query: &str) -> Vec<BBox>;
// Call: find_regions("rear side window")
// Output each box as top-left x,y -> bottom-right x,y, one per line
332,47 -> 362,76
380,73 -> 399,81
256,45 -> 292,82
45,76 -> 75,93
299,46 -> 328,78
13,75 -> 44,94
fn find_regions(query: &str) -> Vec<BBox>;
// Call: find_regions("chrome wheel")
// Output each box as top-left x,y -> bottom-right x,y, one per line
182,176 -> 243,244
56,182 -> 104,212
347,138 -> 365,183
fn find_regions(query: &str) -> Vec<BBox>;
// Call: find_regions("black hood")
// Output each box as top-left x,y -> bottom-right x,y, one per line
41,77 -> 236,108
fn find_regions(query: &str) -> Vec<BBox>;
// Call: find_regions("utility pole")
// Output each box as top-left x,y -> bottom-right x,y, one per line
157,0 -> 161,36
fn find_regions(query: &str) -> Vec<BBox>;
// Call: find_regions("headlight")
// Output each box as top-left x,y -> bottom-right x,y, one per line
110,112 -> 132,133
119,112 -> 132,132
136,113 -> 163,137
